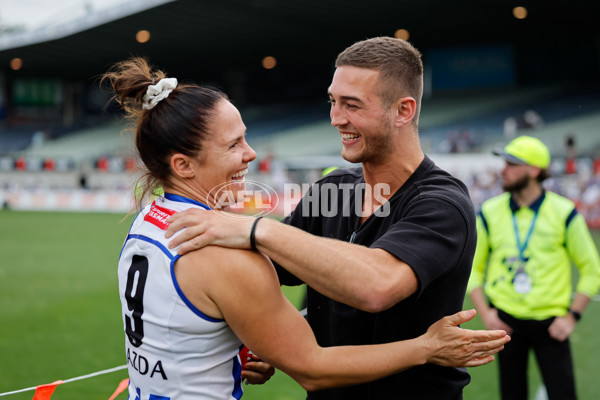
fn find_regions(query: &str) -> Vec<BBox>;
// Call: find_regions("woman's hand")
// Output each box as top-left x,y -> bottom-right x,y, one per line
423,309 -> 511,368
242,358 -> 276,385
239,346 -> 275,384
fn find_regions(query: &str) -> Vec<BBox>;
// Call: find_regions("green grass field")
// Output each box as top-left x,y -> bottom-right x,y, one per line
0,210 -> 599,399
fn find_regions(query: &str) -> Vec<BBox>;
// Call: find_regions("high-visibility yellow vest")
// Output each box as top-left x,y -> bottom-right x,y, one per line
467,191 -> 600,320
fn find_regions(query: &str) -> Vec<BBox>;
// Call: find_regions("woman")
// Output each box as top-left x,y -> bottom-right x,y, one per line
104,58 -> 509,400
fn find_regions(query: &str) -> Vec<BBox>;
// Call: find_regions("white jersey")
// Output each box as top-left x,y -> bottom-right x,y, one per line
118,193 -> 244,400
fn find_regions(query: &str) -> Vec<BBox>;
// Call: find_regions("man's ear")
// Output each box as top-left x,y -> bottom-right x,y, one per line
528,165 -> 542,179
170,153 -> 195,179
392,96 -> 417,127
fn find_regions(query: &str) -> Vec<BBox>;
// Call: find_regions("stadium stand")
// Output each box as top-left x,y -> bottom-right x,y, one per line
0,128 -> 35,152
17,119 -> 132,162
0,0 -> 599,219
2,84 -> 600,181
419,84 -> 600,153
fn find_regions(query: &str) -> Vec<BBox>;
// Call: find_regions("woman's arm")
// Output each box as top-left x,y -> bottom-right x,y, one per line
176,246 -> 510,391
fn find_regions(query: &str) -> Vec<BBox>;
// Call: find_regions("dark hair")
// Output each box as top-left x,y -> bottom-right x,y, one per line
101,57 -> 227,207
537,168 -> 551,183
335,37 -> 423,124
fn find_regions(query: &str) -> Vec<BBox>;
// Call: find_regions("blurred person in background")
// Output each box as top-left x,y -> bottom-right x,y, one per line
104,57 -> 509,400
467,135 -> 600,400
166,37 -> 485,399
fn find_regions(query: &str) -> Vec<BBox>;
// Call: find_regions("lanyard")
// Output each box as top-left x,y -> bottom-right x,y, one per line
512,210 -> 538,262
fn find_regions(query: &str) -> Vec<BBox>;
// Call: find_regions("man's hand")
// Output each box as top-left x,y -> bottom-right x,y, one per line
548,315 -> 576,342
424,309 -> 511,368
165,208 -> 256,254
480,307 -> 513,335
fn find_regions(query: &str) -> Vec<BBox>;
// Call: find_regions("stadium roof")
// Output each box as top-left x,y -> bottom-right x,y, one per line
0,0 -> 598,85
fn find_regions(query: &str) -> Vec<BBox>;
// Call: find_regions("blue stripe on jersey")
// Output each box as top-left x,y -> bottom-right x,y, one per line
164,193 -> 212,209
170,255 -> 225,323
127,234 -> 176,261
119,209 -> 145,260
149,394 -> 170,400
119,194 -> 209,259
231,353 -> 244,399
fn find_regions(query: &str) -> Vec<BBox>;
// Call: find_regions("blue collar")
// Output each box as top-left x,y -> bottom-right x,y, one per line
509,191 -> 545,213
163,193 -> 211,210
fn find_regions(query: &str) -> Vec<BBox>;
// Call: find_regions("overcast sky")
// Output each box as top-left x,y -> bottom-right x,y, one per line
0,0 -> 128,29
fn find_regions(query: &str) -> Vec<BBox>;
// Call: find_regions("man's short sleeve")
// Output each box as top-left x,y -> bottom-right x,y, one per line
372,196 -> 472,297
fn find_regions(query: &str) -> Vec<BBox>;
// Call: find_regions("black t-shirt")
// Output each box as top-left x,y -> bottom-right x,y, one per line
279,156 -> 476,400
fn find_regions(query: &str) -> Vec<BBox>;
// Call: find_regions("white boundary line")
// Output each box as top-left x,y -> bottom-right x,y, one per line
0,365 -> 127,397
0,294 -> 596,397
534,384 -> 548,400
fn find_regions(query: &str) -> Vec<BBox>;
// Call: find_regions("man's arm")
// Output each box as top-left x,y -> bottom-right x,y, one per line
549,213 -> 600,341
255,216 -> 418,313
176,245 -> 509,391
167,210 -> 417,312
467,214 -> 513,333
566,213 -> 600,301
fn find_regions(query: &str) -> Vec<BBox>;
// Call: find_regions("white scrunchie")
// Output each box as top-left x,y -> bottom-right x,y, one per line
142,77 -> 178,110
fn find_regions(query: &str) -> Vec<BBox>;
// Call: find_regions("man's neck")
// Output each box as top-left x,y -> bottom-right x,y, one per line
361,150 -> 424,198
357,148 -> 424,224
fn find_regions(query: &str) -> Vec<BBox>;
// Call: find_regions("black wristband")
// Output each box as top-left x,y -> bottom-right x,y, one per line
568,308 -> 582,321
250,216 -> 263,251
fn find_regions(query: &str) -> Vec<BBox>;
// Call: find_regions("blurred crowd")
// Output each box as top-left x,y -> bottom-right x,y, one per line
2,154 -> 600,230
466,163 -> 600,229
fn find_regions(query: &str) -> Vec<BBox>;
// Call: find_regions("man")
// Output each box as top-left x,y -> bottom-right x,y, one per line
467,135 -> 600,400
167,37 -> 479,399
